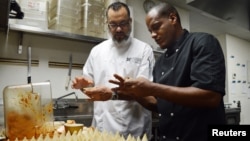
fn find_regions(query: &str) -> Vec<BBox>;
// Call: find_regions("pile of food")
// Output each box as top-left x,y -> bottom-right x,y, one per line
14,127 -> 148,141
3,120 -> 148,141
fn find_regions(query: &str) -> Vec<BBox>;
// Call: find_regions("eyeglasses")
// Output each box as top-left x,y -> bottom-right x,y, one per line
108,20 -> 130,29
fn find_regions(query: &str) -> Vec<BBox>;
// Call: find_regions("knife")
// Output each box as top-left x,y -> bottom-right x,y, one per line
65,54 -> 72,90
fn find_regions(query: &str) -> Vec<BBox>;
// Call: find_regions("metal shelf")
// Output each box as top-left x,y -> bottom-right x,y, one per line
9,24 -> 106,44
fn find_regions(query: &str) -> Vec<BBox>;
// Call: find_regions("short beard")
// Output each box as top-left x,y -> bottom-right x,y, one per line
114,37 -> 128,46
108,29 -> 131,45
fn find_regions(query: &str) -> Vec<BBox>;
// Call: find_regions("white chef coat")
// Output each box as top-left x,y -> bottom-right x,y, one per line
82,37 -> 155,138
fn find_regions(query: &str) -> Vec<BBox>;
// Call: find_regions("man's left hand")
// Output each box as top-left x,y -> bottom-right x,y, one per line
83,86 -> 112,101
109,74 -> 153,97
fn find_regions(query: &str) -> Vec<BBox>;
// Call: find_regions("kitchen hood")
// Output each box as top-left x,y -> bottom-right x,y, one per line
186,0 -> 250,31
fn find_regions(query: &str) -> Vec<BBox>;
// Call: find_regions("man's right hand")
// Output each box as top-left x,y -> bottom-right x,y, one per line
71,76 -> 94,89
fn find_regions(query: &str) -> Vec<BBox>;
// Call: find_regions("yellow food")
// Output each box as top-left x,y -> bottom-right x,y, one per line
66,120 -> 76,124
64,123 -> 84,134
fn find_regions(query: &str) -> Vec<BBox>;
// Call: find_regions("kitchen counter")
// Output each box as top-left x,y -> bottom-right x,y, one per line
53,99 -> 93,126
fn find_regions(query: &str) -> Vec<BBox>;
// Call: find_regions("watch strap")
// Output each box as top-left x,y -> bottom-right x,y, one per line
111,91 -> 119,100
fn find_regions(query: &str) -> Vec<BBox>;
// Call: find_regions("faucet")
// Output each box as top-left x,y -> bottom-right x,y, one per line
54,92 -> 78,109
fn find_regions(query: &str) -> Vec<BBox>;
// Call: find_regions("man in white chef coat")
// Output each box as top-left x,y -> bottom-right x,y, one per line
72,1 -> 155,139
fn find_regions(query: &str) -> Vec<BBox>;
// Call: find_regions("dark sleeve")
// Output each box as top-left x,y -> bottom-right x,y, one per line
190,34 -> 226,95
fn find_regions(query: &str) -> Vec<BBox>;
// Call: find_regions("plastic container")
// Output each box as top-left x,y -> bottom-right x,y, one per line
57,6 -> 82,18
18,0 -> 48,12
82,1 -> 106,38
15,0 -> 48,29
49,21 -> 83,34
51,14 -> 83,28
59,0 -> 83,8
15,17 -> 48,29
48,0 -> 83,18
3,81 -> 54,140
22,7 -> 48,21
83,0 -> 105,5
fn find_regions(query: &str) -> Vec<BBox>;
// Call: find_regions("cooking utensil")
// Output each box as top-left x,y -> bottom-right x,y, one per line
27,46 -> 31,83
65,54 -> 72,90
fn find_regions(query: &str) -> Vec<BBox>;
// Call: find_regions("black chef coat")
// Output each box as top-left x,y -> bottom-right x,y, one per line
153,29 -> 226,141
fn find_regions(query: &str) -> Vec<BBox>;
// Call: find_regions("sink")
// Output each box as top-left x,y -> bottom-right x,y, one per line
53,99 -> 93,126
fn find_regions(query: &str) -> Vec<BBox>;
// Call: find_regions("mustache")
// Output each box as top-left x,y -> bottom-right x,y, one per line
115,32 -> 125,36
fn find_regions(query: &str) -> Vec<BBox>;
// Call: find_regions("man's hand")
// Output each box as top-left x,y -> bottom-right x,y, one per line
109,74 -> 153,97
71,76 -> 93,89
83,86 -> 113,101
109,74 -> 158,111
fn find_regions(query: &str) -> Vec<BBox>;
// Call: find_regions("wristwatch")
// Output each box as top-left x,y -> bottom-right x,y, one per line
111,91 -> 119,100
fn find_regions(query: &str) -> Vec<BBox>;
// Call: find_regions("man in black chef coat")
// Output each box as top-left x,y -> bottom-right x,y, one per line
110,2 -> 226,141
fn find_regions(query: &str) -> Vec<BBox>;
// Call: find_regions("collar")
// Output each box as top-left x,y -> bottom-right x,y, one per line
165,29 -> 189,56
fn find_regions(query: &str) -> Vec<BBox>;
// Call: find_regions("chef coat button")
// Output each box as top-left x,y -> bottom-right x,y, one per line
162,136 -> 166,139
159,113 -> 161,117
176,49 -> 179,52
170,113 -> 174,116
171,67 -> 174,70
176,136 -> 180,140
161,72 -> 164,75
